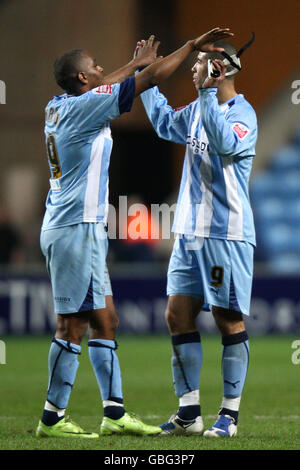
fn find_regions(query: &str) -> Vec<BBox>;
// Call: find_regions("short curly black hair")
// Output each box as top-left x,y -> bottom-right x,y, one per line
54,49 -> 84,94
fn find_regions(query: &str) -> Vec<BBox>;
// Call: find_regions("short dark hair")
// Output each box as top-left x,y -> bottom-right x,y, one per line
54,49 -> 84,94
207,41 -> 239,77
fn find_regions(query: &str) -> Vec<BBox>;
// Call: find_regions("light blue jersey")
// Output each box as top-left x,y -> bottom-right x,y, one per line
140,86 -> 257,246
42,78 -> 135,230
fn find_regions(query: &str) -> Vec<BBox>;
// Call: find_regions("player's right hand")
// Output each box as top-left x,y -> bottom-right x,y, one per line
133,35 -> 163,68
198,59 -> 226,89
193,27 -> 234,52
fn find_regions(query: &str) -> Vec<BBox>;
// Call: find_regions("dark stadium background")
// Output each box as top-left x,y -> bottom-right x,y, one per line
0,0 -> 300,336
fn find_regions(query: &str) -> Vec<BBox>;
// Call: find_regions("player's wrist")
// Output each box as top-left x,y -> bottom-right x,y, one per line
198,86 -> 218,90
130,58 -> 142,70
200,84 -> 217,89
132,57 -> 156,71
198,86 -> 218,95
186,40 -> 196,52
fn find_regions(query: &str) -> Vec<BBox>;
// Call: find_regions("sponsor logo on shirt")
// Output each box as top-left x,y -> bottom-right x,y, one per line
92,85 -> 112,95
55,296 -> 71,303
186,135 -> 209,154
232,122 -> 249,139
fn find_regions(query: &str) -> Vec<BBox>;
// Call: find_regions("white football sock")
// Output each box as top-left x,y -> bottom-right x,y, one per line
103,400 -> 124,408
179,390 -> 200,407
221,396 -> 241,412
44,400 -> 65,417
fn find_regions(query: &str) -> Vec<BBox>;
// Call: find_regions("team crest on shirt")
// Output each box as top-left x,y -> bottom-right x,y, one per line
92,85 -> 112,95
232,122 -> 249,139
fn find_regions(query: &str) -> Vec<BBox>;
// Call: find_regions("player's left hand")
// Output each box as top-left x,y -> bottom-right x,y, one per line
133,35 -> 163,68
197,59 -> 226,89
193,27 -> 234,52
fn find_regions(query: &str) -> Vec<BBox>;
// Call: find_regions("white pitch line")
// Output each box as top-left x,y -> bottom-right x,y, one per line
253,415 -> 300,420
145,414 -> 300,421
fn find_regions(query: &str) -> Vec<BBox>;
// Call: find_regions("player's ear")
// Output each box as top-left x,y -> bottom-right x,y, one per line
77,71 -> 88,85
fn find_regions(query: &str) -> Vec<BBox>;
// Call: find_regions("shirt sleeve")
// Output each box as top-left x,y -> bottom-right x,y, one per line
140,86 -> 192,145
198,88 -> 257,157
70,77 -> 135,132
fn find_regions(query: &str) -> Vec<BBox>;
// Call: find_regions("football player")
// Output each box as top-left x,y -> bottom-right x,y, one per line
36,28 -> 233,438
138,35 -> 256,437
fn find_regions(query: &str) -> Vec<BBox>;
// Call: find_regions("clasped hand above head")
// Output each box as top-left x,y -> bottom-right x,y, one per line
192,27 -> 234,52
132,27 -> 233,95
133,34 -> 162,68
133,27 -> 234,64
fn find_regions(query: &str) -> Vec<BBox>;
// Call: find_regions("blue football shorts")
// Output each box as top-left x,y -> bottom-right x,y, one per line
167,235 -> 254,316
40,222 -> 112,314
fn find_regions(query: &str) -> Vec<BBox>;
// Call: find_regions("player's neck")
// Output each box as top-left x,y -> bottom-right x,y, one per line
216,81 -> 237,105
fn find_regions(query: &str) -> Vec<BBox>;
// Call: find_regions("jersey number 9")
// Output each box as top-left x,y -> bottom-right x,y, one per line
46,134 -> 61,179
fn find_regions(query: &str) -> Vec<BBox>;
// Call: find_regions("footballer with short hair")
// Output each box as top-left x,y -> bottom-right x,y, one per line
138,35 -> 256,437
36,28 -> 233,438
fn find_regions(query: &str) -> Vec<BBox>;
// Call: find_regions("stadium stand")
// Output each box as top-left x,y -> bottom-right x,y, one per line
250,127 -> 300,273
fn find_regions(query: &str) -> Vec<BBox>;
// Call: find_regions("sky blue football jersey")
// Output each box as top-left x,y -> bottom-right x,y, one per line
42,77 -> 135,230
141,86 -> 257,246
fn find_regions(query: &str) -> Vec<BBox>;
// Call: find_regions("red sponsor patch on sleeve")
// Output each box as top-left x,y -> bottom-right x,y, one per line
92,85 -> 112,95
232,122 -> 249,139
174,105 -> 188,112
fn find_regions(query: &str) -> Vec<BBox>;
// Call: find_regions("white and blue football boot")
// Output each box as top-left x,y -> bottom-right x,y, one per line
159,412 -> 204,435
203,414 -> 237,437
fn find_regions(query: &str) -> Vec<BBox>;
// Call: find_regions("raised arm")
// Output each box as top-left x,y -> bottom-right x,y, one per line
197,60 -> 257,157
102,35 -> 161,85
140,86 -> 193,145
134,28 -> 234,96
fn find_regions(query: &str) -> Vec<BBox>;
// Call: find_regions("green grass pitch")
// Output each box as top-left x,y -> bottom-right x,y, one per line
0,334 -> 299,451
